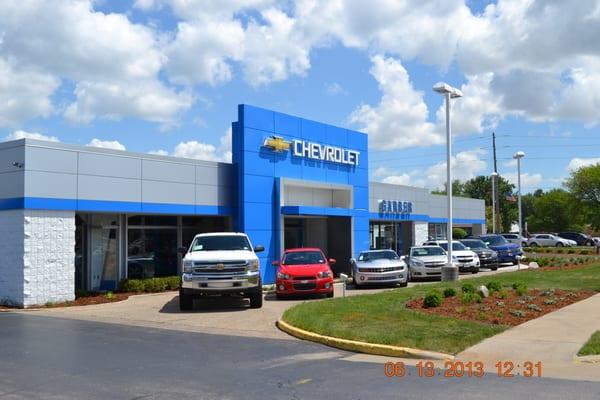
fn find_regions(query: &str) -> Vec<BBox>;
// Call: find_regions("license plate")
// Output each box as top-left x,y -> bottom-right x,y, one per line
205,282 -> 233,288
301,280 -> 308,284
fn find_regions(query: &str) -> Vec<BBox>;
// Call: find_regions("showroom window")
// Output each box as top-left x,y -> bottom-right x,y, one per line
127,216 -> 178,279
428,223 -> 447,240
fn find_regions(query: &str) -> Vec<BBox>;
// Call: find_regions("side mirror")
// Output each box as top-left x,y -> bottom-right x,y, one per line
254,245 -> 265,253
328,258 -> 337,264
400,255 -> 406,261
466,247 -> 471,250
272,260 -> 279,266
339,273 -> 348,283
177,246 -> 187,254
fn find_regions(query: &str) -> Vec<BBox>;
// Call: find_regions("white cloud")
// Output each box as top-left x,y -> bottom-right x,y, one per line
151,128 -> 232,162
3,130 -> 59,142
503,172 -> 543,189
503,159 -> 518,168
381,174 -> 413,186
87,139 -> 126,151
325,82 -> 347,96
0,59 -> 59,128
350,55 -> 442,150
425,149 -> 488,189
567,157 -> 600,172
0,0 -> 191,127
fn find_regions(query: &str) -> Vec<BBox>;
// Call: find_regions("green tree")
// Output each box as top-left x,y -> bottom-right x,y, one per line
431,180 -> 466,196
566,163 -> 600,230
523,189 -> 581,232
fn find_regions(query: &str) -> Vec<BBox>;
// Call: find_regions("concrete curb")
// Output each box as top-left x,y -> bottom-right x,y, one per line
574,354 -> 600,364
276,319 -> 454,360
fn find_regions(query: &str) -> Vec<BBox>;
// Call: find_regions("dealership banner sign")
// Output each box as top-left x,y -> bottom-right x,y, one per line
263,136 -> 360,166
378,199 -> 413,214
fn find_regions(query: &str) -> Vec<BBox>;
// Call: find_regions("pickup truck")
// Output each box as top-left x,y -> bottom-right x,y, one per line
179,232 -> 264,310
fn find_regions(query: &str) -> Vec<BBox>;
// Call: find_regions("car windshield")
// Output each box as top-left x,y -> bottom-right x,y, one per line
411,247 -> 445,257
481,235 -> 508,246
282,251 -> 325,265
461,239 -> 487,249
191,235 -> 251,252
437,242 -> 466,251
358,250 -> 399,261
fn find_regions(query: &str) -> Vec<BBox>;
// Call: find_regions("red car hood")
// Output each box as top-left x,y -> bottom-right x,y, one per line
279,264 -> 331,276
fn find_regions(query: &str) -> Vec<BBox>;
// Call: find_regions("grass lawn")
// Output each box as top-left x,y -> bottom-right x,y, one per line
282,264 -> 600,355
578,331 -> 600,356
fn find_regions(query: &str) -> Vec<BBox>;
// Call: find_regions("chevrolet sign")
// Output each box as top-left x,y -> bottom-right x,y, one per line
263,136 -> 360,166
263,136 -> 291,152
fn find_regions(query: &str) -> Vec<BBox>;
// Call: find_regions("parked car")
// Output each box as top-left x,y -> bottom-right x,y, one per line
500,233 -> 528,247
422,240 -> 480,273
528,234 -> 576,247
470,234 -> 522,265
460,239 -> 499,271
350,249 -> 408,288
274,248 -> 334,299
406,245 -> 453,280
179,232 -> 264,310
557,232 -> 595,246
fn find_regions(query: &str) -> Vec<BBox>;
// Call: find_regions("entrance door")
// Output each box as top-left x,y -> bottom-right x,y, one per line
89,214 -> 120,291
284,218 -> 304,249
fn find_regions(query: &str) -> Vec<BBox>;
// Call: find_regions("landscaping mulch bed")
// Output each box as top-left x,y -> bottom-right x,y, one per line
0,292 -> 131,310
406,289 -> 595,326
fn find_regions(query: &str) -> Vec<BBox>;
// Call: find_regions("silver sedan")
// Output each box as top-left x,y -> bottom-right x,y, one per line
350,249 -> 408,288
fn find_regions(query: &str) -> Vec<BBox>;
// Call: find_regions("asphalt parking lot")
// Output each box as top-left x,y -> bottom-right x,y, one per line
25,264 -> 528,339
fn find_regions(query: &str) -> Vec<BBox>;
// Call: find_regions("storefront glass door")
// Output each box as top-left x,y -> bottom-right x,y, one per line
90,214 -> 120,291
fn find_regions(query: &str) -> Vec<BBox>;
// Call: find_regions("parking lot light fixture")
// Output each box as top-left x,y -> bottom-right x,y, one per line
433,82 -> 463,282
513,151 -> 525,241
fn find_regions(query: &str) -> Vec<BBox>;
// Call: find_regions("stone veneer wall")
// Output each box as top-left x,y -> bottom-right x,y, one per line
0,209 -> 75,307
413,221 -> 429,247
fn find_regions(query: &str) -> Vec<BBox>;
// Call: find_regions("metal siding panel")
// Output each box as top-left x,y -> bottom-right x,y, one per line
25,171 -> 77,199
0,146 -> 25,174
195,165 -> 219,186
78,175 -> 141,202
142,159 -> 195,184
0,171 -> 24,198
26,147 -> 77,174
195,184 -> 219,205
142,180 -> 195,204
78,152 -> 141,179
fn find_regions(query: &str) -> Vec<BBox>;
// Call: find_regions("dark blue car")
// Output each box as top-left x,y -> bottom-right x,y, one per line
471,234 -> 522,265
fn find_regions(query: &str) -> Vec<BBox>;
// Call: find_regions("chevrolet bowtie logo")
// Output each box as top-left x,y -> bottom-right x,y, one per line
216,263 -> 225,270
263,136 -> 291,152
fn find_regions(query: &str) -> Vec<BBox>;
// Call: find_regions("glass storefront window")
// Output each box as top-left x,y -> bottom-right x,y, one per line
370,222 -> 396,250
128,215 -> 177,226
428,223 -> 447,240
127,228 -> 178,278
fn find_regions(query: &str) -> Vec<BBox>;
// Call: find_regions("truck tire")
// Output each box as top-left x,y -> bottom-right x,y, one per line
249,289 -> 263,309
179,290 -> 193,311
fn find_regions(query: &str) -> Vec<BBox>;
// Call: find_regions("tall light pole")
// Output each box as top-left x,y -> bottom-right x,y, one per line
433,82 -> 463,282
491,172 -> 498,233
513,151 -> 525,238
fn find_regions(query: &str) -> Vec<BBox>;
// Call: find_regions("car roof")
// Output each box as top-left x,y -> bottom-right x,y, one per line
194,232 -> 248,237
284,248 -> 323,253
411,245 -> 443,249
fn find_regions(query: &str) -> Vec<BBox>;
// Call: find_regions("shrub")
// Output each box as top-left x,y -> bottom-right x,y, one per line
496,301 -> 505,307
474,293 -> 483,303
556,248 -> 564,254
487,280 -> 502,293
512,282 -> 528,296
118,276 -> 181,293
104,291 -> 115,300
509,309 -> 527,318
461,283 -> 476,294
423,290 -> 443,308
527,304 -> 542,312
522,247 -> 532,252
568,249 -> 576,254
460,292 -> 475,305
443,287 -> 457,298
452,227 -> 468,239
581,249 -> 590,255
544,299 -> 556,305
498,290 -> 509,299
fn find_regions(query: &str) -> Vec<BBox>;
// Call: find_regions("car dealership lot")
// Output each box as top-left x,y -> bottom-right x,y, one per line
22,264 -> 528,340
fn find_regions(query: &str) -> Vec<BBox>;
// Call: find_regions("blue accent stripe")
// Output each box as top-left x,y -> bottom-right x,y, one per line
0,197 -> 233,216
281,205 -> 351,216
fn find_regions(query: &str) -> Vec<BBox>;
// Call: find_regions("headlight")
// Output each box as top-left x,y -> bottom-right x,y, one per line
183,259 -> 193,273
247,259 -> 259,272
318,271 -> 332,278
452,256 -> 458,262
410,259 -> 424,267
277,272 -> 290,280
473,254 -> 479,260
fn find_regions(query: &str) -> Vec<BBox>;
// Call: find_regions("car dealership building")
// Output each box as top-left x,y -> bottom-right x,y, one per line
0,105 -> 485,307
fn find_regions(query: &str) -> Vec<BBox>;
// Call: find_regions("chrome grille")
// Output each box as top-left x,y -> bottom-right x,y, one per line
424,261 -> 445,268
192,260 -> 248,275
293,276 -> 316,281
293,282 -> 317,291
359,266 -> 403,273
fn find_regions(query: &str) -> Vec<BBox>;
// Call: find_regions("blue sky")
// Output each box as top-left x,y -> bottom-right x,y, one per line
1,0 -> 599,193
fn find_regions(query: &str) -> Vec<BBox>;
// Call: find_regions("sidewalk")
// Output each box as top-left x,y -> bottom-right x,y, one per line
457,293 -> 600,382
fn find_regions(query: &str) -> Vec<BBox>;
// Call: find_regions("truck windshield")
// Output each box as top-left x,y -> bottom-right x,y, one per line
282,251 -> 325,265
191,236 -> 251,251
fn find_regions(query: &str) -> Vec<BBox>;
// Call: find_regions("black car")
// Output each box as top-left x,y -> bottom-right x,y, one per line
460,239 -> 499,271
557,232 -> 594,246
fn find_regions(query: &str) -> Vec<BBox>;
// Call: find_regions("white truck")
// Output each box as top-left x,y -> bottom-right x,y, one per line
179,232 -> 264,310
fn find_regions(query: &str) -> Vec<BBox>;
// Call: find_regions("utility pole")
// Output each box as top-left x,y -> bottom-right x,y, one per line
492,132 -> 498,233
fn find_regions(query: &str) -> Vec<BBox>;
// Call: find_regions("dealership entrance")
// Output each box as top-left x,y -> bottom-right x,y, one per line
283,216 -> 352,276
369,221 -> 414,256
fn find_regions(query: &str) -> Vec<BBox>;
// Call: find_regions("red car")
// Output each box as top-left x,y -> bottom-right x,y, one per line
274,248 -> 335,299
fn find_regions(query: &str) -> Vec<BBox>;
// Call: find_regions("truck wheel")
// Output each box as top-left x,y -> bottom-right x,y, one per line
249,289 -> 263,309
179,290 -> 193,311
